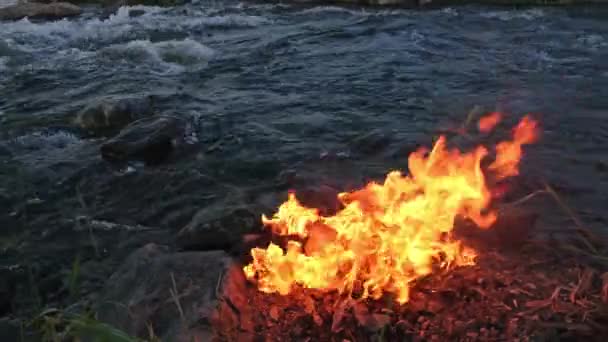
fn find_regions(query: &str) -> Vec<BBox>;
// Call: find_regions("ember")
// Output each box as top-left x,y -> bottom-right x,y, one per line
244,115 -> 539,304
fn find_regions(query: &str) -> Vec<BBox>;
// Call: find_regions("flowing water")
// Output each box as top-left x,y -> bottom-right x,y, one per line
1,2 -> 608,312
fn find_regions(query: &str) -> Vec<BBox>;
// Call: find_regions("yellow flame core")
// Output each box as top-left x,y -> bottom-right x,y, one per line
244,115 -> 539,304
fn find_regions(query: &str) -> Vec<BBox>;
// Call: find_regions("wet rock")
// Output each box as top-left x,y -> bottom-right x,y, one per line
128,8 -> 145,17
100,116 -> 185,165
96,243 -> 233,341
177,200 -> 262,252
74,96 -> 155,136
297,184 -> 343,216
0,2 -> 81,21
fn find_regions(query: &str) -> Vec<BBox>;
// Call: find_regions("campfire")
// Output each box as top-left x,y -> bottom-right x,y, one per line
244,115 -> 538,304
212,113 -> 608,341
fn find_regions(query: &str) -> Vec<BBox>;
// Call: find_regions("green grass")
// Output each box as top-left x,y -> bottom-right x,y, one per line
32,309 -> 141,342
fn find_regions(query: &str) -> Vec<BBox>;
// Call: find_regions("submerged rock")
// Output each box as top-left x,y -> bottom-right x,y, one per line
177,200 -> 262,252
100,116 -> 185,165
0,2 -> 81,21
96,244 -> 233,341
74,96 -> 155,136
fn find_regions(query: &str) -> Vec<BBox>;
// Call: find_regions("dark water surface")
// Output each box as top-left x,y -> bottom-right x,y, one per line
1,2 -> 608,311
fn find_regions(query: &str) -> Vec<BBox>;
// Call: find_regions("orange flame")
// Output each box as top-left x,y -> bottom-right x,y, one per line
478,112 -> 502,133
244,115 -> 539,304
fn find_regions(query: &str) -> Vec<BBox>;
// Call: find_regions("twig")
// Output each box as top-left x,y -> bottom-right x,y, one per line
460,105 -> 483,133
215,269 -> 225,299
543,182 -> 600,255
570,268 -> 595,303
170,272 -> 185,322
500,190 -> 548,208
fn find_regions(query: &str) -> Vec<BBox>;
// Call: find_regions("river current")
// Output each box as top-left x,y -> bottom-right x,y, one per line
1,1 -> 607,312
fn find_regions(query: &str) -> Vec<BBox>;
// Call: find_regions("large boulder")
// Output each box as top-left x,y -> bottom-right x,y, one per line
96,244 -> 236,341
100,116 -> 185,165
74,96 -> 155,136
0,2 -> 81,21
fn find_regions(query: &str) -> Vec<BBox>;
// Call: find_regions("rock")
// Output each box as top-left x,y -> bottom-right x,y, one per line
100,116 -> 185,165
128,8 -> 145,17
96,243 -> 233,341
0,2 -> 81,21
211,263 -> 256,340
74,96 -> 155,136
177,200 -> 262,252
296,185 -> 343,216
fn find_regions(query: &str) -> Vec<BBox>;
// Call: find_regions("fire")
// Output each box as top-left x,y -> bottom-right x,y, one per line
478,112 -> 502,133
244,115 -> 539,304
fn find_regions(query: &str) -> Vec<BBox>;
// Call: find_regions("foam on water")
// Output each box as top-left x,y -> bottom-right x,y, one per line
190,14 -> 270,28
100,38 -> 215,74
0,6 -> 164,49
577,34 -> 607,50
440,7 -> 459,16
299,6 -> 369,16
480,8 -> 545,21
9,130 -> 81,152
0,5 -> 268,55
534,50 -> 590,65
298,6 -> 412,18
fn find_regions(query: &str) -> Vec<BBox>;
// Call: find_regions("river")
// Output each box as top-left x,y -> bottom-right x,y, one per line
1,1 -> 607,314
